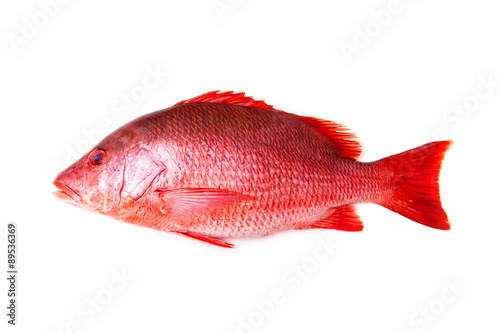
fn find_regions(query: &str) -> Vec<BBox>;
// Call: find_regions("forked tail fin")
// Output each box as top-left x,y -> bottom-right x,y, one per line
375,141 -> 453,230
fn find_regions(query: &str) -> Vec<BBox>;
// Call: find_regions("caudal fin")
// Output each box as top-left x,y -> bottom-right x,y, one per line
375,141 -> 453,230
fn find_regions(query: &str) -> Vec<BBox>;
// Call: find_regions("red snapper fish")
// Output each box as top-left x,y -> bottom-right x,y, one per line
53,91 -> 452,248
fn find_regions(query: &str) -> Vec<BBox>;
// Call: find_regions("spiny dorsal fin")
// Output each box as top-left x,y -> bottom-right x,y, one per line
175,90 -> 361,160
174,90 -> 274,109
296,115 -> 362,160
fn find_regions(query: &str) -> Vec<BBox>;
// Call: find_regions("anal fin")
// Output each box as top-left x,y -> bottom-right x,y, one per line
310,205 -> 363,231
176,231 -> 234,248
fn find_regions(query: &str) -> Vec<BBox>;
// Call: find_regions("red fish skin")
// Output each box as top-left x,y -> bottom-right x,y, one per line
53,91 -> 451,246
106,104 -> 386,237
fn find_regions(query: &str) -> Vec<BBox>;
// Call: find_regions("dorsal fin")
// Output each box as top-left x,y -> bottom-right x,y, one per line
175,90 -> 361,160
175,90 -> 274,109
296,115 -> 362,160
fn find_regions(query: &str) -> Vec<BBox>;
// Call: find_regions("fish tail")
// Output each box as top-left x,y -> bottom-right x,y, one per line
374,141 -> 453,230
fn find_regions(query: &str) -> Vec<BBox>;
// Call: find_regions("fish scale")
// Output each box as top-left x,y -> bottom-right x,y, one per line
152,103 -> 380,237
53,90 -> 452,247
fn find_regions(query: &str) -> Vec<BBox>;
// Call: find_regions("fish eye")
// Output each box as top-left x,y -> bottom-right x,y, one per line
89,149 -> 107,166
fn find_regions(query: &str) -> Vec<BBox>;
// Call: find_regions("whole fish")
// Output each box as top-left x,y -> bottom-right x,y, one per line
53,91 -> 452,247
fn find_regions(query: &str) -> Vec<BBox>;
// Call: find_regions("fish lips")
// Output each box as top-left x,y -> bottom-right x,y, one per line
52,180 -> 84,207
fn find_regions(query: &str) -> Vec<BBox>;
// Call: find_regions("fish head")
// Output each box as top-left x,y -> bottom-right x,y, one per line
53,125 -> 166,215
53,129 -> 129,213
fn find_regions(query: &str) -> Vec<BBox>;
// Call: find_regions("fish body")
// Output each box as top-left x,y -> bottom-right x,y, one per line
53,91 -> 452,247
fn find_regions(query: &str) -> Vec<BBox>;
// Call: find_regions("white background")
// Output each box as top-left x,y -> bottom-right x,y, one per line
1,0 -> 499,332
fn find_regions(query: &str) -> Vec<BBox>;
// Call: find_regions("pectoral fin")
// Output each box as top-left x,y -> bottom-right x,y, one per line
156,188 -> 253,216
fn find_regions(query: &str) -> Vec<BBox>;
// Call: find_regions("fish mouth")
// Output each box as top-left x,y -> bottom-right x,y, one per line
52,180 -> 83,205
